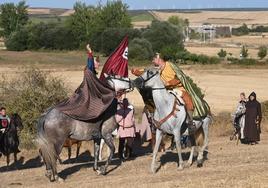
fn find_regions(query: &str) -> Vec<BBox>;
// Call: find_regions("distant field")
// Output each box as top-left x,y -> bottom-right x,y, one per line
186,46 -> 260,59
131,13 -> 154,22
213,35 -> 268,47
152,10 -> 268,27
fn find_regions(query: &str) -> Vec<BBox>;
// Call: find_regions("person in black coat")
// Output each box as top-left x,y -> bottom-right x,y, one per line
244,92 -> 262,144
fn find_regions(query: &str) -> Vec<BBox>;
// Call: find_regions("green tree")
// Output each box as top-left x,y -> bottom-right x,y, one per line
99,1 -> 131,29
217,49 -> 227,59
5,26 -> 29,51
241,45 -> 248,59
129,38 -> 153,60
66,2 -> 101,48
168,16 -> 189,29
142,20 -> 184,53
101,28 -> 141,55
0,1 -> 28,38
258,46 -> 267,60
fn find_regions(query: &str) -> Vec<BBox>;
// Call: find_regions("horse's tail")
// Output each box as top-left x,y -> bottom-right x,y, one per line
37,114 -> 57,175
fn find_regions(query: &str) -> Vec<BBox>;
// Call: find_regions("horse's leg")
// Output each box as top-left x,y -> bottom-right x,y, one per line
174,130 -> 184,170
76,142 -> 81,159
151,129 -> 163,173
6,153 -> 10,166
201,119 -> 210,160
185,146 -> 195,168
93,139 -> 101,171
14,152 -> 17,162
99,139 -> 105,161
99,133 -> 115,175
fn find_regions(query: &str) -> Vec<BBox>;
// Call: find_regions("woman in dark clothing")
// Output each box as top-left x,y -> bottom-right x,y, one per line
244,92 -> 262,144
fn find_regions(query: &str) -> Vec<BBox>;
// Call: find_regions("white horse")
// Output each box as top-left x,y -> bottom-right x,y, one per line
231,101 -> 246,143
133,68 -> 211,173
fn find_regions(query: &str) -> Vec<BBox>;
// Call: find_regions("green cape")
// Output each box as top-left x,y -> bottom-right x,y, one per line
170,62 -> 210,119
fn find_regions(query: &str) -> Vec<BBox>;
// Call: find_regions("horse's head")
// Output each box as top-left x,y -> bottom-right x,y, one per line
104,73 -> 133,93
10,113 -> 23,131
235,102 -> 246,117
132,67 -> 161,89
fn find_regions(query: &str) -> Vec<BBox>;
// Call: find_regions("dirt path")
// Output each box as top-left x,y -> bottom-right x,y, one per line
1,134 -> 268,188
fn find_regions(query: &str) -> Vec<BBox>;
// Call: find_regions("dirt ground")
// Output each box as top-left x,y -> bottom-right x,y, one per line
1,134 -> 268,188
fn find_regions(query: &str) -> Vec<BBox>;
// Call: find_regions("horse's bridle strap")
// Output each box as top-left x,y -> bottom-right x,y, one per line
153,98 -> 180,129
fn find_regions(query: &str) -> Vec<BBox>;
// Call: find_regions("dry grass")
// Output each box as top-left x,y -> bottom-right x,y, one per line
1,133 -> 268,187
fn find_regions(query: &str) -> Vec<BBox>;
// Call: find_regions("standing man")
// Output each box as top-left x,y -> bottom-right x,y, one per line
244,92 -> 262,145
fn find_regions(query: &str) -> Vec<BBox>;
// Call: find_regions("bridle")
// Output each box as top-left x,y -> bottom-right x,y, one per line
106,75 -> 134,92
138,70 -> 166,90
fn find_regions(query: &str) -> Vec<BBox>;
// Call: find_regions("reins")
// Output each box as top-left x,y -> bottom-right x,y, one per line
153,98 -> 180,129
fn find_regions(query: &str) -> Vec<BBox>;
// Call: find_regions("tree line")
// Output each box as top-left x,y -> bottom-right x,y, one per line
0,1 -> 187,62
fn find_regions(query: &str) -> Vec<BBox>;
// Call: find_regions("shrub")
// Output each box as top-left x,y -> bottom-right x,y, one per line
129,38 -> 153,60
217,49 -> 227,59
258,46 -> 267,60
5,27 -> 29,51
232,23 -> 249,36
160,45 -> 179,61
240,45 -> 248,59
231,58 -> 258,65
0,67 -> 69,148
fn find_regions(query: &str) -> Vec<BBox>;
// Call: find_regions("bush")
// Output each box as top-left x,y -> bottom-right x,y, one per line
0,67 -> 69,148
129,38 -> 153,60
232,23 -> 249,36
231,58 -> 258,65
160,45 -> 179,61
258,46 -> 267,60
27,22 -> 79,50
142,20 -> 184,52
217,49 -> 227,59
241,45 -> 248,59
5,27 -> 29,51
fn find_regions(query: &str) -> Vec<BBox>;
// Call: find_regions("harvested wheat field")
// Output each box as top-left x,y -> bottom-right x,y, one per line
152,10 -> 268,27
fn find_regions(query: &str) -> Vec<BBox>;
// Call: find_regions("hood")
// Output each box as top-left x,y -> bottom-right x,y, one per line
248,92 -> 257,101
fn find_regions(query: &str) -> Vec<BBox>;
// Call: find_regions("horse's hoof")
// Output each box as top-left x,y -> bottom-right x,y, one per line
197,160 -> 203,168
57,177 -> 64,183
185,162 -> 192,168
96,166 -> 106,176
178,164 -> 184,171
151,168 -> 157,174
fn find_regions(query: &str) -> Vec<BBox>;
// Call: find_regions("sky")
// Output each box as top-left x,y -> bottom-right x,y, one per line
1,0 -> 268,9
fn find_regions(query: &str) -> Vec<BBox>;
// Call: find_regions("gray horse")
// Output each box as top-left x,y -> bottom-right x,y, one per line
37,75 -> 132,182
133,68 -> 211,173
